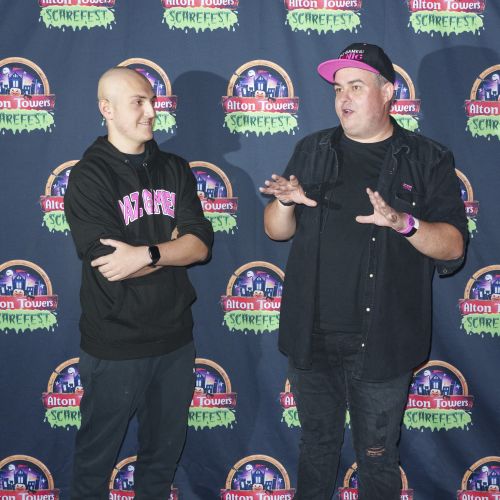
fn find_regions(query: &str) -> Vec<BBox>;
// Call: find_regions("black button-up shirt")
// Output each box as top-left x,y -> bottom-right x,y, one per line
277,121 -> 468,381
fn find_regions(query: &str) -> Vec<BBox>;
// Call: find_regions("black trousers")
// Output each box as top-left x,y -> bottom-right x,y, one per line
288,332 -> 412,500
71,341 -> 195,500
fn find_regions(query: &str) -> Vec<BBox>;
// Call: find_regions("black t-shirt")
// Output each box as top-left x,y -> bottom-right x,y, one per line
124,150 -> 147,169
315,133 -> 393,332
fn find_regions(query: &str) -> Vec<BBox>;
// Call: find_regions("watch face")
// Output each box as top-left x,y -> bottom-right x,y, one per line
407,215 -> 415,227
149,245 -> 160,264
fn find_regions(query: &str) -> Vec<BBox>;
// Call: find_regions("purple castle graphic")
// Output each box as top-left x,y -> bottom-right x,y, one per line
471,273 -> 500,300
409,368 -> 462,397
194,170 -> 227,199
231,462 -> 285,491
129,66 -> 167,96
50,169 -> 71,196
113,464 -> 136,491
232,269 -> 283,299
476,73 -> 500,101
0,64 -> 44,95
0,462 -> 49,491
234,67 -> 288,99
53,364 -> 82,394
195,366 -> 226,395
467,464 -> 500,491
0,267 -> 47,297
394,74 -> 411,100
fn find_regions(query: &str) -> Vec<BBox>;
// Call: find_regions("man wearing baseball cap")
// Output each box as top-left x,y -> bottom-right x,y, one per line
261,43 -> 467,499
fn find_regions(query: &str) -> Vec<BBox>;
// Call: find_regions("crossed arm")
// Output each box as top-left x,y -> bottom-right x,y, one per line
260,174 -> 464,261
91,233 -> 209,282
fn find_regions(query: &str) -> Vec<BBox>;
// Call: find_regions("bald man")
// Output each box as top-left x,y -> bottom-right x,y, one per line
65,67 -> 213,500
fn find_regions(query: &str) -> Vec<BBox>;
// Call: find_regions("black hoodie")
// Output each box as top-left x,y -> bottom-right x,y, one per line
65,137 -> 213,360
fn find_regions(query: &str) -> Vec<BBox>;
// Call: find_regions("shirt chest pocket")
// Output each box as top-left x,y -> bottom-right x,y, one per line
392,190 -> 424,218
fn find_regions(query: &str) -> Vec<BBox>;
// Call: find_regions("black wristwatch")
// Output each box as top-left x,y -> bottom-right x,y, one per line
148,245 -> 161,267
278,199 -> 296,207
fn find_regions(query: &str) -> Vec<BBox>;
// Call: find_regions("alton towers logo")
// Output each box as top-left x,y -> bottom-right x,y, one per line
390,64 -> 421,132
109,456 -> 178,500
38,0 -> 116,31
459,265 -> 500,337
222,60 -> 299,136
221,454 -> 295,499
283,0 -> 362,35
190,161 -> 238,234
0,58 -> 55,134
0,455 -> 59,499
0,260 -> 58,333
339,464 -> 414,500
40,160 -> 76,234
457,456 -> 500,499
406,0 -> 486,36
190,358 -> 237,430
161,0 -> 239,32
404,360 -> 474,431
118,58 -> 177,134
221,261 -> 284,334
42,358 -> 83,430
456,168 -> 479,237
465,64 -> 500,141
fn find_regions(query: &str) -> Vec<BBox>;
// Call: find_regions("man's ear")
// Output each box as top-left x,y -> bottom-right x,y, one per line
98,98 -> 112,121
382,82 -> 395,105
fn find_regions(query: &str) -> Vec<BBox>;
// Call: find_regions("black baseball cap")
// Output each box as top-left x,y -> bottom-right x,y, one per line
317,43 -> 395,84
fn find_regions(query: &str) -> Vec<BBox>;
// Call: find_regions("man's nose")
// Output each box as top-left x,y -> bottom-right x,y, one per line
145,101 -> 156,117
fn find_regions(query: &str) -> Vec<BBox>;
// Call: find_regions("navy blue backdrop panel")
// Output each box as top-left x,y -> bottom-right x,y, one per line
1,1 -> 499,499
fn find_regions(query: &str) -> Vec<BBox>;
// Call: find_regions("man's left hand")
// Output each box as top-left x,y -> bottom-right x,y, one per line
91,239 -> 150,281
355,188 -> 406,232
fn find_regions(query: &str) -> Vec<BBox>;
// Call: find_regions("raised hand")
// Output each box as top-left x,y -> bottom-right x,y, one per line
259,174 -> 317,207
355,188 -> 406,231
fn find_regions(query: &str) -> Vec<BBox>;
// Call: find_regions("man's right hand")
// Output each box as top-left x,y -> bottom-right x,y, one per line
259,174 -> 318,207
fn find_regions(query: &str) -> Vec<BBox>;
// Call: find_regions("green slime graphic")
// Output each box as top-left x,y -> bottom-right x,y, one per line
282,408 -> 350,428
409,11 -> 483,36
45,407 -> 81,429
224,112 -> 298,136
467,116 -> 500,141
224,310 -> 280,334
461,313 -> 500,337
0,110 -> 54,134
189,407 -> 236,430
205,212 -> 237,234
154,112 -> 176,134
404,408 -> 471,431
40,6 -> 115,30
43,211 -> 70,234
163,8 -> 238,32
282,407 -> 300,428
392,114 -> 419,132
286,9 -> 360,34
0,310 -> 57,333
467,217 -> 477,236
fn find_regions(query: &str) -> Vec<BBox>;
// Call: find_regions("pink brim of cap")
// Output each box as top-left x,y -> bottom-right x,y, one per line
317,59 -> 380,84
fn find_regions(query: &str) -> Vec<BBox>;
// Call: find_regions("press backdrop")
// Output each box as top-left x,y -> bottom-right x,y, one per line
1,1 -> 499,499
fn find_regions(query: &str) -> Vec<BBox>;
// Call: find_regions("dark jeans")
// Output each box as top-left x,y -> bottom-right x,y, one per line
71,341 -> 195,500
288,333 -> 412,500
